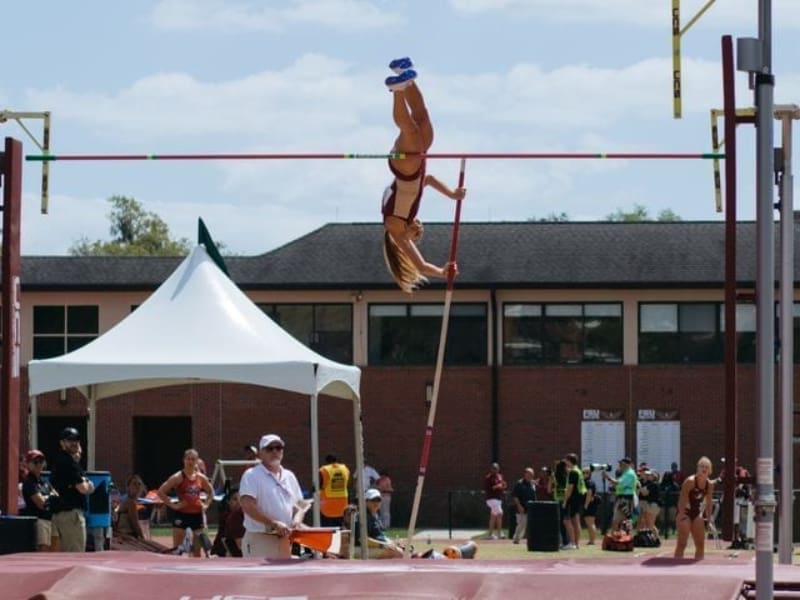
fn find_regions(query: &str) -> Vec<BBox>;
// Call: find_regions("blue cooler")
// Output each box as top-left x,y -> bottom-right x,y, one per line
84,471 -> 111,528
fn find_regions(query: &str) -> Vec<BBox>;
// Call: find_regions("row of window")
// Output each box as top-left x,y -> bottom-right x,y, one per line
29,301 -> 799,366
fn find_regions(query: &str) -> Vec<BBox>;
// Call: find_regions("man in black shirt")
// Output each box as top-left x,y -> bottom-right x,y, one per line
50,427 -> 95,552
511,467 -> 537,544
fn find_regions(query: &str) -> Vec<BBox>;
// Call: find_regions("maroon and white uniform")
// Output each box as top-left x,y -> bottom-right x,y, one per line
381,157 -> 426,222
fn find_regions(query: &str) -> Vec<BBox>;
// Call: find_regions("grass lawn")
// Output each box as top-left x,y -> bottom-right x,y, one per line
149,525 -> 795,563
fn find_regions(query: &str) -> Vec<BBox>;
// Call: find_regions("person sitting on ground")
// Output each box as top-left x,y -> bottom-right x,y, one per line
112,474 -> 172,554
116,475 -> 146,540
212,486 -> 245,557
354,489 -> 403,559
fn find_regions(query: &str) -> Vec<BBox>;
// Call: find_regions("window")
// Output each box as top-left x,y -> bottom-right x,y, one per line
720,304 -> 756,363
259,303 -> 353,364
794,304 -> 800,364
33,305 -> 98,359
503,303 -> 622,365
639,303 -> 722,363
368,303 -> 487,366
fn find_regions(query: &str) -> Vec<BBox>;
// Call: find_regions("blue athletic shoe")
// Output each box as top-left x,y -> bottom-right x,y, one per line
385,69 -> 417,91
389,57 -> 413,74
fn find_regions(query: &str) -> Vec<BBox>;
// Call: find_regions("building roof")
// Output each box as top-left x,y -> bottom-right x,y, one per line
18,221 -> 793,291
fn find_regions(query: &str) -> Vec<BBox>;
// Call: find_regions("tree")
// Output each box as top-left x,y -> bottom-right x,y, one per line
69,195 -> 191,256
605,204 -> 682,222
528,211 -> 571,222
655,208 -> 682,222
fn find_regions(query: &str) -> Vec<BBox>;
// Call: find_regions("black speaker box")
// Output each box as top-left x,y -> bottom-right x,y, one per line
0,516 -> 37,554
527,501 -> 560,552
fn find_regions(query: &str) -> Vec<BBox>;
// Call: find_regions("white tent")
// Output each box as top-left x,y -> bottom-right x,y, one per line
27,245 -> 368,552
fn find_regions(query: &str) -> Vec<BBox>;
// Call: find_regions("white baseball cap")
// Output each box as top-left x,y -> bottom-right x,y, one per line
365,488 -> 382,501
259,434 -> 285,449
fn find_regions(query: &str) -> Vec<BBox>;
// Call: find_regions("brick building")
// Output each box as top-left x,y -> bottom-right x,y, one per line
17,221 -> 800,525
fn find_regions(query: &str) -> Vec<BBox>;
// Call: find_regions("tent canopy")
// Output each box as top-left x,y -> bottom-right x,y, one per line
27,245 -> 361,402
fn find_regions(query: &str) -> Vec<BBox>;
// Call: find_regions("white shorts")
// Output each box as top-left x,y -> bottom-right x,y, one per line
486,498 -> 503,516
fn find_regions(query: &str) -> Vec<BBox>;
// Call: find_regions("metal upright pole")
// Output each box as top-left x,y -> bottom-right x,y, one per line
753,1 -> 776,596
777,106 -> 798,564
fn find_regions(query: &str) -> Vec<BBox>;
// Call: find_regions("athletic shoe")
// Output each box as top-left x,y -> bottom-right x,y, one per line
389,57 -> 413,74
385,69 -> 417,91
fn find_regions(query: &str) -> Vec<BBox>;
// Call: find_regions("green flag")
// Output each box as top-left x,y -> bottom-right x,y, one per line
197,218 -> 229,276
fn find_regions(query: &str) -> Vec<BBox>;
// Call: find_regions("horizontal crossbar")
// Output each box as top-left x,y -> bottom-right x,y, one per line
25,151 -> 726,162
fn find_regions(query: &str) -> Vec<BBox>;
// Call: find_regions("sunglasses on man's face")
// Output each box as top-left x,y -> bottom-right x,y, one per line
32,458 -> 46,464
264,445 -> 284,452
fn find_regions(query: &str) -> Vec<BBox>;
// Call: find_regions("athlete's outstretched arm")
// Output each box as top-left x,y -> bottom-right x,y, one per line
424,174 -> 466,201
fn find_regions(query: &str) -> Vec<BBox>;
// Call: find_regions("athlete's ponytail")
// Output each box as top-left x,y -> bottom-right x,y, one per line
383,231 -> 427,293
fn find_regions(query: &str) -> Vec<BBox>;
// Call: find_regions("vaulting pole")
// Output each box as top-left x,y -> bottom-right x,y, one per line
404,158 -> 466,556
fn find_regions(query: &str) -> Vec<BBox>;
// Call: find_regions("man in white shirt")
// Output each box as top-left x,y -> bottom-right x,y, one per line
356,463 -> 380,489
239,433 -> 307,559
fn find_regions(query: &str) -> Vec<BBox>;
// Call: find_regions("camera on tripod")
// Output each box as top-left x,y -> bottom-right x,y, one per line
589,463 -> 612,472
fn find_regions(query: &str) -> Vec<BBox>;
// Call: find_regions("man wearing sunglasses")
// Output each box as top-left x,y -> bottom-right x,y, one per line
239,433 -> 307,559
20,449 -> 58,551
50,427 -> 95,552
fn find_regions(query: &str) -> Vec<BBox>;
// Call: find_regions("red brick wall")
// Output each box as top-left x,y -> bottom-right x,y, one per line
18,364 -> 796,527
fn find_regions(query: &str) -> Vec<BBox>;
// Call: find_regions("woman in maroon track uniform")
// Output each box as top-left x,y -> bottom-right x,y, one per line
381,57 -> 466,293
674,456 -> 715,559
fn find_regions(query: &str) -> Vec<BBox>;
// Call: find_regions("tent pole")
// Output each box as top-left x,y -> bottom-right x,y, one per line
352,393 -> 368,558
310,393 -> 320,527
30,396 -> 38,449
88,385 -> 96,470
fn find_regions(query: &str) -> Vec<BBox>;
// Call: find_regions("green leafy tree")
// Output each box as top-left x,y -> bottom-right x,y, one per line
605,204 -> 682,222
656,208 -> 682,222
69,195 -> 191,256
528,211 -> 571,222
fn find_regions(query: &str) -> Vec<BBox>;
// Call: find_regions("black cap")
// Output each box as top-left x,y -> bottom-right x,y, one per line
619,457 -> 632,465
60,427 -> 81,441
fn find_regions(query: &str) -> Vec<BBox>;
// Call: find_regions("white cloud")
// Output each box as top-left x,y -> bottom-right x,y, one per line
151,0 -> 404,33
20,53 -> 800,254
25,54 -> 386,141
22,192 -> 110,255
26,53 -> 745,145
448,0 -> 800,29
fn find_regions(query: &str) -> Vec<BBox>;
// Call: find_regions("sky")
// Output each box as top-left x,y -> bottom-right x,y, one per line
2,0 -> 799,256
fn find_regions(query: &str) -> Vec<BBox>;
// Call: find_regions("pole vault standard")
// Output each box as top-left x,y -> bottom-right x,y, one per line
26,152 -> 725,162
404,158 -> 466,558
